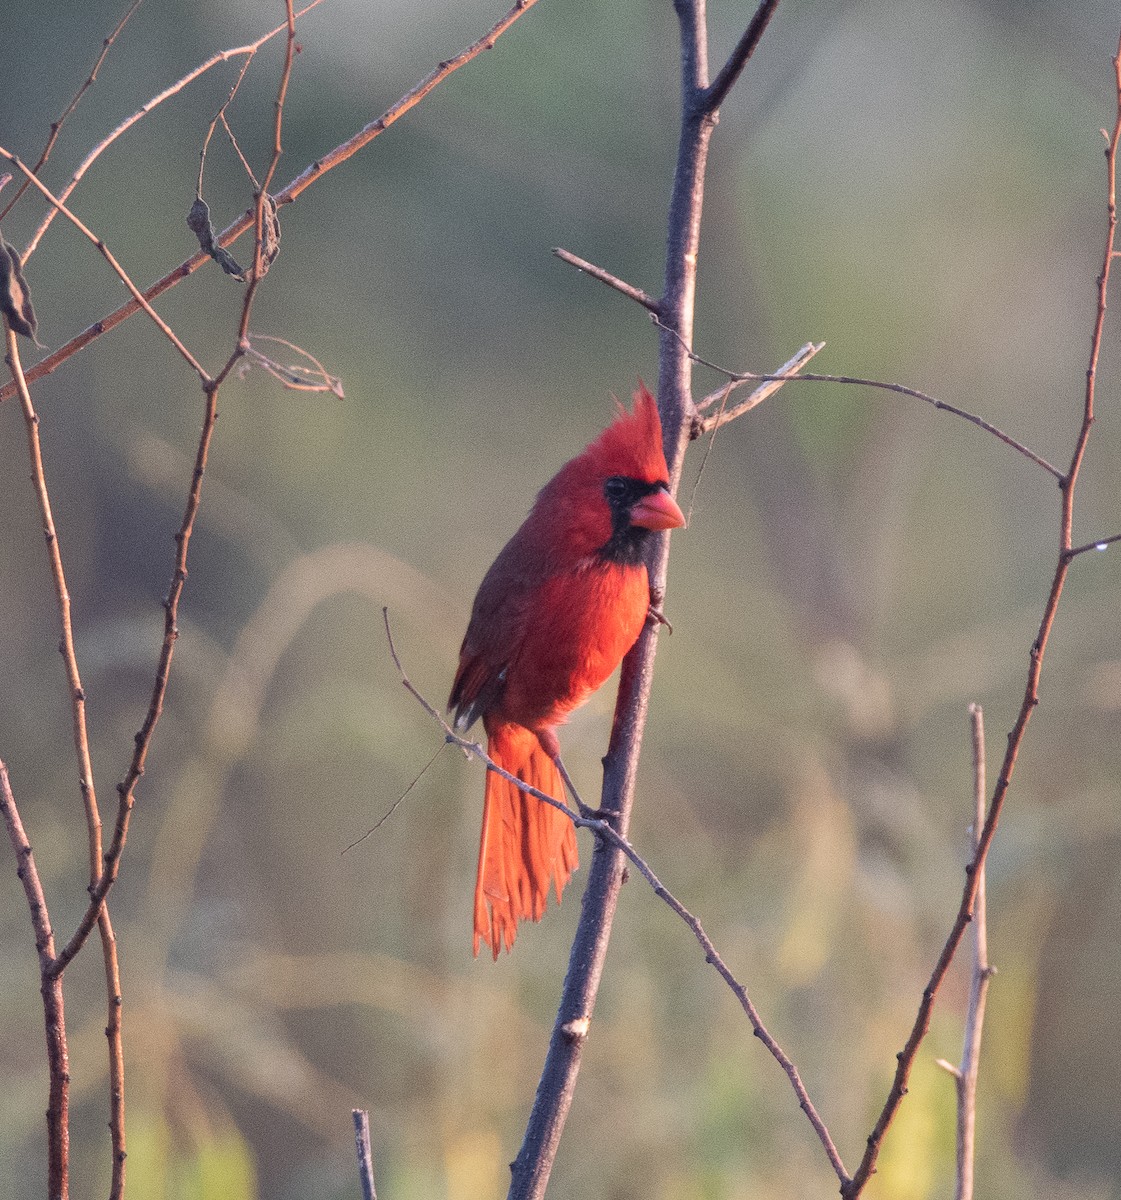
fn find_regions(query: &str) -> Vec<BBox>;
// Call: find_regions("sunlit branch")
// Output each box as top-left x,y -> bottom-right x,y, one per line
383,609 -> 848,1187
0,0 -> 542,405
0,0 -> 146,224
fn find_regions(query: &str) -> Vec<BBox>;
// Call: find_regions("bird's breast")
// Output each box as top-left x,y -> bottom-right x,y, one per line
497,560 -> 650,731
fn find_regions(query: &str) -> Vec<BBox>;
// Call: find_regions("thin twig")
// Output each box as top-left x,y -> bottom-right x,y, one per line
0,759 -> 69,1200
198,55 -> 258,198
0,149 -> 211,384
344,744 -> 447,853
703,0 -> 781,113
6,322 -> 129,1195
0,0 -> 543,405
237,0 -> 296,330
666,322 -> 1062,478
784,371 -> 1060,478
52,379 -> 221,975
0,0 -> 146,223
21,0 -> 327,260
353,1110 -> 378,1200
694,341 -> 825,433
8,206 -> 128,1200
5,326 -> 101,882
1064,531 -> 1121,559
842,29 -> 1121,1198
935,705 -> 992,1200
552,247 -> 661,312
383,611 -> 849,1186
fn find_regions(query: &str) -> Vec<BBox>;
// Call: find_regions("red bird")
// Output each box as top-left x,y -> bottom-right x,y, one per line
449,384 -> 685,957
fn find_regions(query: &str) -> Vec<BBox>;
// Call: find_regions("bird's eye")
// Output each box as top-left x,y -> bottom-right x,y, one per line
604,477 -> 629,501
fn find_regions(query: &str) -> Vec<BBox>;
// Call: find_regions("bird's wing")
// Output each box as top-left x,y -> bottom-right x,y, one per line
448,528 -> 549,730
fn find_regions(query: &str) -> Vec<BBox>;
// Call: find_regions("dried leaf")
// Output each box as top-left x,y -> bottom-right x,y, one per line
0,234 -> 40,343
248,196 -> 281,282
187,195 -> 246,281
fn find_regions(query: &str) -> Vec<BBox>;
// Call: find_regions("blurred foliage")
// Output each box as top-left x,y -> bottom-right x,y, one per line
1,0 -> 1121,1197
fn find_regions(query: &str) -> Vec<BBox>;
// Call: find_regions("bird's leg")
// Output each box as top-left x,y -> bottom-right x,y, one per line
538,730 -> 605,820
558,755 -> 620,822
647,585 -> 673,634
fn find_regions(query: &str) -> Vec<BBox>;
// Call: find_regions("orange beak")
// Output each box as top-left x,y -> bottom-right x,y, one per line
630,486 -> 686,531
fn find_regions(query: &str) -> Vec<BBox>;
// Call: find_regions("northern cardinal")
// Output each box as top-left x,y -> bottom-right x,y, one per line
449,384 -> 685,957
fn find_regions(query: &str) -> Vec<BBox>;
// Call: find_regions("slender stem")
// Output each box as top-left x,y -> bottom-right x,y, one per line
5,327 -> 101,877
508,4 -> 782,1196
695,342 -> 825,432
0,760 -> 69,1200
843,29 -> 1121,1197
704,0 -> 780,112
52,380 -> 221,974
551,247 -> 661,312
0,0 -> 542,406
239,0 -> 295,329
952,704 -> 991,1200
353,1110 -> 378,1200
7,309 -> 130,1196
680,346 -> 1062,477
0,0 -> 146,223
0,149 -> 211,384
20,0 -> 326,260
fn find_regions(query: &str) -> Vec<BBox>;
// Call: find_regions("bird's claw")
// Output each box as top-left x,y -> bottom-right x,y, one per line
579,803 -> 621,822
647,604 -> 673,634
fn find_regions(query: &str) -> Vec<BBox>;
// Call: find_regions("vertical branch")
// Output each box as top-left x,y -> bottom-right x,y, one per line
937,706 -> 993,1200
0,0 -> 146,223
843,28 -> 1121,1198
353,1110 -> 378,1200
5,326 -> 102,885
0,760 -> 69,1200
956,704 -> 992,1200
7,321 -> 116,1200
508,4 -> 780,1198
238,0 -> 295,333
102,905 -> 126,1200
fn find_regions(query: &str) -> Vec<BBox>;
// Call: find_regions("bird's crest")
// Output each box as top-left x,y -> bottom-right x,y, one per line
581,382 -> 670,484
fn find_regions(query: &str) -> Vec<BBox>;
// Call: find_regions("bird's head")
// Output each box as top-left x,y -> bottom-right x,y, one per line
535,383 -> 685,565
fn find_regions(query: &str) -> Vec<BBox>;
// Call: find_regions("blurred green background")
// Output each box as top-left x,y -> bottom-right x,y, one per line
2,0 -> 1121,1196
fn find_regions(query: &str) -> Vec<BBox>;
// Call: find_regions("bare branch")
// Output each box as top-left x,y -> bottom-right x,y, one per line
703,0 -> 781,114
694,341 -> 824,433
552,247 -> 660,312
0,149 -> 211,384
510,1 -> 784,1193
0,0 -> 146,223
1064,531 -> 1121,559
675,328 -> 1062,476
0,759 -> 69,1198
52,375 -> 220,976
843,28 -> 1121,1198
953,704 -> 993,1200
4,326 -> 100,870
197,55 -> 258,198
7,143 -> 131,1200
353,1110 -> 378,1200
0,0 -> 542,405
21,0 -> 327,260
383,611 -> 848,1187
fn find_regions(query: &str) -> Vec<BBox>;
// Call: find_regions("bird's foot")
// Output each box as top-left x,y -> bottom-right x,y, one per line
647,603 -> 673,634
580,803 -> 622,823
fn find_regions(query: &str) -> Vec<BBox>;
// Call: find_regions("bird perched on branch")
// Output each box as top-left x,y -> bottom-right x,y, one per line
449,384 -> 685,957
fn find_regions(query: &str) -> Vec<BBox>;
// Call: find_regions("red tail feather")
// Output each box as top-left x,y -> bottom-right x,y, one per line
450,384 -> 684,956
474,721 -> 578,958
